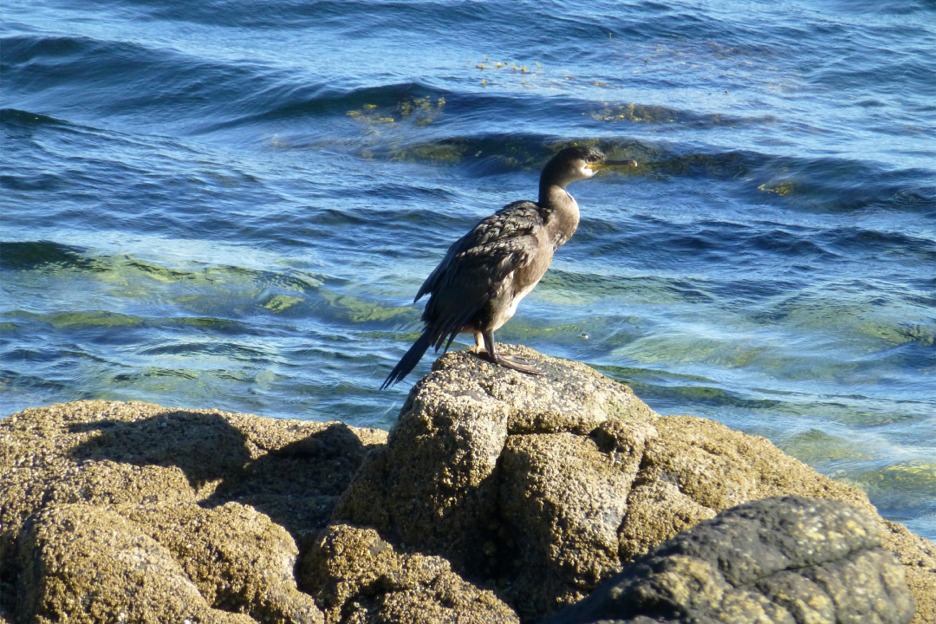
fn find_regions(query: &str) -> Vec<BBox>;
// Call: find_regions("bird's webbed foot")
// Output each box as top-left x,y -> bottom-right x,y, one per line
478,331 -> 544,376
491,352 -> 545,376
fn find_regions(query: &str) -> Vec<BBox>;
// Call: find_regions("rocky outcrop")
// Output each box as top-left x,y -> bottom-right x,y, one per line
0,400 -> 386,623
543,496 -> 915,624
1,346 -> 933,623
312,346 -> 933,622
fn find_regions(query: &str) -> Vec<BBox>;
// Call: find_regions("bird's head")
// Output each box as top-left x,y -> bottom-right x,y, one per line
545,146 -> 637,187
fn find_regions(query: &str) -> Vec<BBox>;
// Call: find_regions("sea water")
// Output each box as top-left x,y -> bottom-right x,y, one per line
2,0 -> 934,539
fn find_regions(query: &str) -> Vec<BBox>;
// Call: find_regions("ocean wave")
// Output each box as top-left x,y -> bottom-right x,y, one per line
2,33 -> 289,133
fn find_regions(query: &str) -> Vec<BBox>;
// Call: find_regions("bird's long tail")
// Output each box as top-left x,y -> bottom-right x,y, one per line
380,331 -> 433,390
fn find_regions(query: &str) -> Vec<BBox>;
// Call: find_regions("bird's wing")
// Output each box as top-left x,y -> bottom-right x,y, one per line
416,201 -> 544,348
417,201 -> 542,301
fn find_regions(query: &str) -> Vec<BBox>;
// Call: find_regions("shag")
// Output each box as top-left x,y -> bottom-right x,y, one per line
381,145 -> 634,389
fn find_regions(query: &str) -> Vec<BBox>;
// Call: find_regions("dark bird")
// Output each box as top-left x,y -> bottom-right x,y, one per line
381,145 -> 635,389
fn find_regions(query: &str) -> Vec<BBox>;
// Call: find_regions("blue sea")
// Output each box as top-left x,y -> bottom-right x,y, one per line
2,0 -> 934,539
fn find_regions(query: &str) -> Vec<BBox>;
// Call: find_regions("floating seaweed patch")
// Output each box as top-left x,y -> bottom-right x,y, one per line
758,180 -> 796,196
345,96 -> 446,127
260,294 -> 303,313
592,102 -> 679,124
471,57 -> 544,87
473,58 -> 538,73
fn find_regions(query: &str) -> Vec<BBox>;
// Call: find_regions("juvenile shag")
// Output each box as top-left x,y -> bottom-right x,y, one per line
381,145 -> 632,389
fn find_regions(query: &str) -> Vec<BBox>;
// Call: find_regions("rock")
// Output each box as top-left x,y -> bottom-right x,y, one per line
314,345 -> 935,622
542,496 -> 915,624
18,503 -> 257,624
329,346 -> 656,581
0,400 -> 385,623
301,524 -> 519,623
119,502 -> 322,623
2,347 -> 933,624
497,429 -> 637,605
885,522 -> 936,624
616,415 -> 873,560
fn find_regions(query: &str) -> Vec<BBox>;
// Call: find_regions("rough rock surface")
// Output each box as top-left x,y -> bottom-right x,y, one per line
542,496 -> 915,624
313,345 -> 935,622
301,524 -> 519,623
18,503 -> 257,624
2,346 -> 934,623
1,400 -> 385,623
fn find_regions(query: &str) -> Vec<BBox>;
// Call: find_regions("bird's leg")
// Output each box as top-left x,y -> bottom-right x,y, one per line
470,331 -> 485,354
480,330 -> 544,376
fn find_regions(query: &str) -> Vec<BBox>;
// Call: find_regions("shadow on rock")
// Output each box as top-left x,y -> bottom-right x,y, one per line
70,411 -> 251,491
205,423 -> 368,548
68,412 -> 370,550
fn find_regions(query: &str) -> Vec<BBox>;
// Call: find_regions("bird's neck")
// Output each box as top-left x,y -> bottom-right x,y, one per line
539,184 -> 580,248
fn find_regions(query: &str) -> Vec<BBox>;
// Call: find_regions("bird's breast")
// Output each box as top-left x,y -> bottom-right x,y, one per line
488,242 -> 555,331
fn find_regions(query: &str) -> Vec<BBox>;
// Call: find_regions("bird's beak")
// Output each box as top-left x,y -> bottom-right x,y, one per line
592,159 -> 638,172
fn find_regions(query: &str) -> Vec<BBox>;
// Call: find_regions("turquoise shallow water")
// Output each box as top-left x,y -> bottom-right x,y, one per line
2,0 -> 934,539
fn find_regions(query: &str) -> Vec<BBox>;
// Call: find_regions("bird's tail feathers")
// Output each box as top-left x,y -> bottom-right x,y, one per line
380,306 -> 478,390
380,331 -> 433,390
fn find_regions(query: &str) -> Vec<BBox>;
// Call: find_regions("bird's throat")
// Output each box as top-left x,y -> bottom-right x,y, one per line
541,185 -> 580,248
